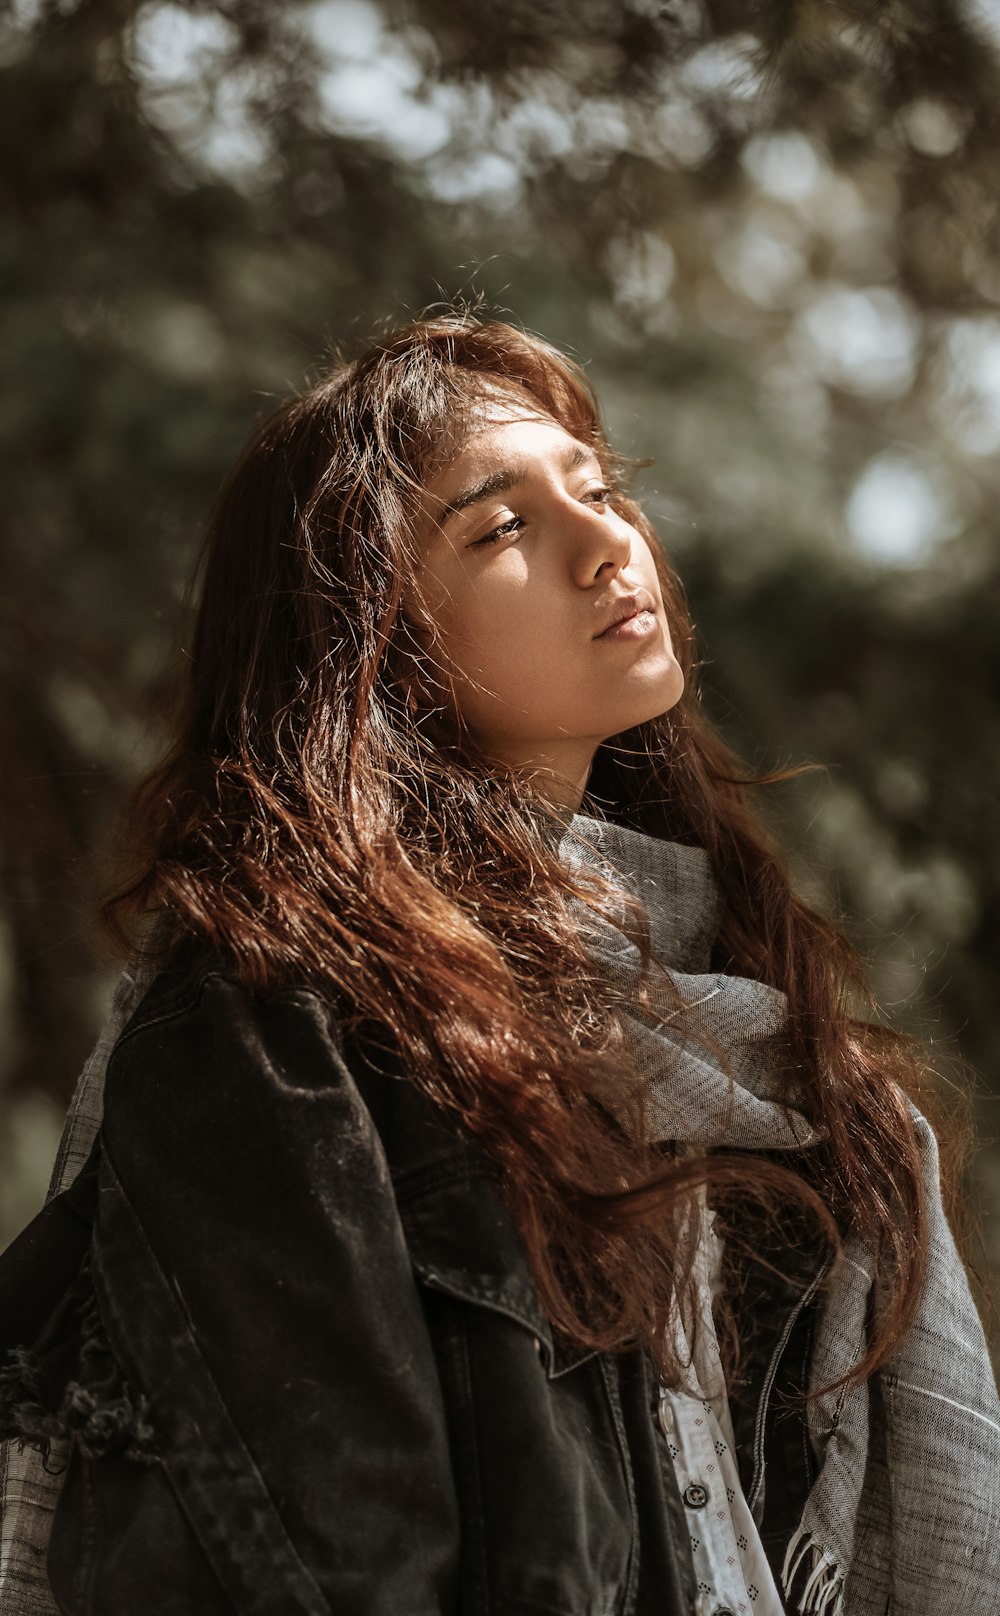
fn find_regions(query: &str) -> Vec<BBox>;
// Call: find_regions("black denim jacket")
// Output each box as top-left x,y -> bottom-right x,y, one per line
0,941 -> 821,1616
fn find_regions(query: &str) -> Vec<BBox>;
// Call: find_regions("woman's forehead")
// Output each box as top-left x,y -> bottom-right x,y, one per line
427,407 -> 591,498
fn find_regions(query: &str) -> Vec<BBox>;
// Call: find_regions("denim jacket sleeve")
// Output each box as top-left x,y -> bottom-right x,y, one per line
48,959 -> 461,1615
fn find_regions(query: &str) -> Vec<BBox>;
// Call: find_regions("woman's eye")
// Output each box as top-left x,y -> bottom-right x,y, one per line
471,487 -> 613,549
473,515 -> 525,548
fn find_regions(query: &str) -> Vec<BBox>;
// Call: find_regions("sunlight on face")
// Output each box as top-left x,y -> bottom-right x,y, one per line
405,403 -> 684,809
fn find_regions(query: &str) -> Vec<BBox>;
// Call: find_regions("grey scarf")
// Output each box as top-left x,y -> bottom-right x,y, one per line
3,815 -> 999,1615
558,812 -> 1000,1616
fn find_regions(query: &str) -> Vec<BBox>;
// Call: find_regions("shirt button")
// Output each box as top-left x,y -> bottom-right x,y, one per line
714,1608 -> 737,1616
658,1395 -> 674,1436
683,1482 -> 708,1509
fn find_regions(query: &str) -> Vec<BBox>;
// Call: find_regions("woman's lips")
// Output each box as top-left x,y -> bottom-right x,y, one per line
595,609 -> 659,642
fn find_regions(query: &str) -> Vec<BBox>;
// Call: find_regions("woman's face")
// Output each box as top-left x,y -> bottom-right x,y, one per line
405,402 -> 684,809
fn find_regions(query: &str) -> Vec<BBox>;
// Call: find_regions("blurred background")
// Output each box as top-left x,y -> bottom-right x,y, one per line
2,0 -> 999,1331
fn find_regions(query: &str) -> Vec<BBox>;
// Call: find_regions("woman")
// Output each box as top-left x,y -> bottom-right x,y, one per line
1,310 -> 997,1616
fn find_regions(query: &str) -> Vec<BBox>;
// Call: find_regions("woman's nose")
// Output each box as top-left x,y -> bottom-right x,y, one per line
566,499 -> 632,580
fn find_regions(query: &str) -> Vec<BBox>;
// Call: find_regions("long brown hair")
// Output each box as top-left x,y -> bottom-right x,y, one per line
99,307 -> 935,1387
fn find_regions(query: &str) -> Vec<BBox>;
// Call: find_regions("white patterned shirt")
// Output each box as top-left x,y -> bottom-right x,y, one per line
659,1186 -> 785,1616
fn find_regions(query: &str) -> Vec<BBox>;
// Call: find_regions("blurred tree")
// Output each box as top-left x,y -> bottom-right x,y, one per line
1,0 -> 999,1284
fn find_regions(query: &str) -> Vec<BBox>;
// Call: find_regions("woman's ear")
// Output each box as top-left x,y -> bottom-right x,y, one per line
394,586 -> 461,733
394,635 -> 453,727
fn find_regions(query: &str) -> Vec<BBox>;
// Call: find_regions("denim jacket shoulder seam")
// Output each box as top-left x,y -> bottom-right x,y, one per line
393,1155 -> 499,1205
107,968 -> 348,1065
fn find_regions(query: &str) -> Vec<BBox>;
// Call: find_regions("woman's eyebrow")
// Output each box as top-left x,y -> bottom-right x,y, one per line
438,440 -> 600,520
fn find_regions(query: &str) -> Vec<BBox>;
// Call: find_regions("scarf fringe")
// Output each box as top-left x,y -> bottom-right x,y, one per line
781,1525 -> 846,1616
